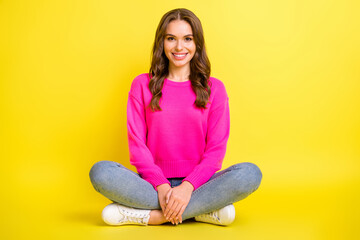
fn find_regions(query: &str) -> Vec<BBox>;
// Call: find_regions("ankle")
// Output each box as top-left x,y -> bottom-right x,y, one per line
148,210 -> 167,225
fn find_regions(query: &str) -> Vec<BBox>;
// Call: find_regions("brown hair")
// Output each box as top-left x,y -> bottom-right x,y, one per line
148,8 -> 211,111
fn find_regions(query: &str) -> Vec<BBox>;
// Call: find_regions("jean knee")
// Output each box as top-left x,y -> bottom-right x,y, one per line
89,160 -> 122,188
231,162 -> 262,192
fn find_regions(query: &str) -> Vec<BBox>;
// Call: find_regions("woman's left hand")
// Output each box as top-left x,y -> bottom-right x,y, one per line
164,181 -> 194,225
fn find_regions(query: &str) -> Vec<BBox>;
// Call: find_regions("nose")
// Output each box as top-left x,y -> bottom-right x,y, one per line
175,40 -> 183,51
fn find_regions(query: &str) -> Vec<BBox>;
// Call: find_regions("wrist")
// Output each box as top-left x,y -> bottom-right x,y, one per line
157,183 -> 171,191
181,181 -> 194,192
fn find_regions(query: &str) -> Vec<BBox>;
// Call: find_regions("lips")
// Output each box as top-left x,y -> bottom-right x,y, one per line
172,53 -> 188,60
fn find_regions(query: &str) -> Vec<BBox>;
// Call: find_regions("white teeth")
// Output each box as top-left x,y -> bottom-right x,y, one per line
174,54 -> 187,57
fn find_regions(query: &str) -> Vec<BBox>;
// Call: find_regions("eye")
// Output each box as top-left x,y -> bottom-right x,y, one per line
185,37 -> 193,41
167,37 -> 175,41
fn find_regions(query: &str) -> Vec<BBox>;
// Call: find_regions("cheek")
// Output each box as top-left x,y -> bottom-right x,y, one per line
189,43 -> 196,53
164,46 -> 172,59
164,42 -> 175,53
190,46 -> 196,55
163,42 -> 169,52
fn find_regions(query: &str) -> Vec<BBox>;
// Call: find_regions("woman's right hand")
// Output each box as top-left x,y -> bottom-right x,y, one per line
156,183 -> 172,215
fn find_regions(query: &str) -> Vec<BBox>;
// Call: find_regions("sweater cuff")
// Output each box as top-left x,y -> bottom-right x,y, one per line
182,164 -> 219,191
182,173 -> 208,191
150,177 -> 171,192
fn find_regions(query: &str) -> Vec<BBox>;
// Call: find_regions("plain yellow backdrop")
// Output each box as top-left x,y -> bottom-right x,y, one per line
1,0 -> 359,239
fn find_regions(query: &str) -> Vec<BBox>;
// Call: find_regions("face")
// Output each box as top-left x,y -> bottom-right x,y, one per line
164,20 -> 196,70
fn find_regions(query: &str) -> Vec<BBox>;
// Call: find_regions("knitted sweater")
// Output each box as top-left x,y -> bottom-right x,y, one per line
127,73 -> 230,191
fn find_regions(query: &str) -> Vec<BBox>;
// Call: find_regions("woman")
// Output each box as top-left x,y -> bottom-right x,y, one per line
89,8 -> 262,226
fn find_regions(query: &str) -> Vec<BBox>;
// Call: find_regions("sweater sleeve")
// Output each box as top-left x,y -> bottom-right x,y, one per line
182,89 -> 230,191
127,87 -> 171,191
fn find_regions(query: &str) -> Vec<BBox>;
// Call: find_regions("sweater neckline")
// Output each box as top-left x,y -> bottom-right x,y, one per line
164,78 -> 191,87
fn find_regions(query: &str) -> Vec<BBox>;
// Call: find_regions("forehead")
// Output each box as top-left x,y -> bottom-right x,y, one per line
165,20 -> 193,35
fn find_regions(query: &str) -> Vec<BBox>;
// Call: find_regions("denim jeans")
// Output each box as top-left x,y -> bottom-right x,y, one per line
89,160 -> 262,221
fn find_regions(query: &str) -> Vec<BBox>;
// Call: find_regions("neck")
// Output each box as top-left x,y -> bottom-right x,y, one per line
167,63 -> 190,82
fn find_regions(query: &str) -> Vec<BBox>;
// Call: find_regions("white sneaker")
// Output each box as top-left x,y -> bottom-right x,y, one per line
102,203 -> 151,226
194,204 -> 235,225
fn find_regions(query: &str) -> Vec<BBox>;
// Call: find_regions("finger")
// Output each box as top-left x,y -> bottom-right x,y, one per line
177,205 -> 186,223
164,198 -> 175,218
173,204 -> 184,225
167,201 -> 179,221
172,205 -> 184,225
175,215 -> 180,225
169,203 -> 182,222
159,198 -> 167,213
164,201 -> 171,217
160,203 -> 166,214
165,189 -> 172,204
164,194 -> 172,216
159,197 -> 166,212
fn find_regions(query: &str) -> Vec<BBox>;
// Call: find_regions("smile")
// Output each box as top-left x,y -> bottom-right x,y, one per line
172,53 -> 188,60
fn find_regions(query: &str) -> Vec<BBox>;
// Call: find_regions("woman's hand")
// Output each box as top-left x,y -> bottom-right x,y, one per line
157,183 -> 172,215
164,181 -> 194,225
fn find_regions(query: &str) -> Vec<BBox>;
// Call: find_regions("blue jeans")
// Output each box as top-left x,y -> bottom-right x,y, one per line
89,160 -> 262,221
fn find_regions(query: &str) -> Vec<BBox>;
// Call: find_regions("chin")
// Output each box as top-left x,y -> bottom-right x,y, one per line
172,61 -> 189,68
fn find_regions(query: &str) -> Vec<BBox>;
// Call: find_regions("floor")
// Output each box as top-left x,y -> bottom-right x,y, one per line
2,155 -> 359,240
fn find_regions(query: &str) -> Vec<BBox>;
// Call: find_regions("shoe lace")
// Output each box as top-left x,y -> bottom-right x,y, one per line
122,210 -> 147,224
202,211 -> 221,223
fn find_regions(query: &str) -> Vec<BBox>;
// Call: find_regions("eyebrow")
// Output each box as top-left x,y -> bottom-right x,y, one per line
165,34 -> 193,37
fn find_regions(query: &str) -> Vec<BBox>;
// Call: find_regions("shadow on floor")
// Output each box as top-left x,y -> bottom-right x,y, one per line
63,210 -> 205,227
63,210 -> 106,226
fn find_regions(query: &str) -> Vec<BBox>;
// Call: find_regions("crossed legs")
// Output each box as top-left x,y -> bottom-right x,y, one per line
89,160 -> 262,224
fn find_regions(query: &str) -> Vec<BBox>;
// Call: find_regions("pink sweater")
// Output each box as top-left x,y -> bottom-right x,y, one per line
127,73 -> 230,191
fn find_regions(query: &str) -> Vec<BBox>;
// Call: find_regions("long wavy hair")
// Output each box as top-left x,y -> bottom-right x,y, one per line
148,8 -> 211,111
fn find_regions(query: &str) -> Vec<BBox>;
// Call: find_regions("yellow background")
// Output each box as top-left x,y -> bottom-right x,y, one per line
1,0 -> 359,239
